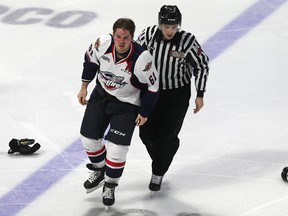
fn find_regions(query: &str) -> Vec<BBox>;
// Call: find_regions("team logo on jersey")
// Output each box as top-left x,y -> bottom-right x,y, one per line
99,70 -> 127,90
94,38 -> 100,51
169,50 -> 185,58
143,61 -> 152,72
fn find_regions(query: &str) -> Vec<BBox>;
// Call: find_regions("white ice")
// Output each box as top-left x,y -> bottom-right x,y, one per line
1,0 -> 288,216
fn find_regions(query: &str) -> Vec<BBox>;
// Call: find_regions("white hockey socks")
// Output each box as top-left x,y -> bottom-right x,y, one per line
105,141 -> 129,184
80,135 -> 106,168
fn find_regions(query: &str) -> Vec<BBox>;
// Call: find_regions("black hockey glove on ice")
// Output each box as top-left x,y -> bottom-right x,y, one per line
281,167 -> 288,182
8,138 -> 41,155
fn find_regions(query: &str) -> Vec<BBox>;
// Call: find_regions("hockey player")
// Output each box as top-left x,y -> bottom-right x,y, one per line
77,18 -> 159,208
137,5 -> 209,193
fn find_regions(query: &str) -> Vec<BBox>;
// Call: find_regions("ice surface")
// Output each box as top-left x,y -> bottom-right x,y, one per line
1,0 -> 288,215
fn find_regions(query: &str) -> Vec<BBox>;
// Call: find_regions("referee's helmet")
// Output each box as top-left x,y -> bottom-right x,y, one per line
158,5 -> 182,25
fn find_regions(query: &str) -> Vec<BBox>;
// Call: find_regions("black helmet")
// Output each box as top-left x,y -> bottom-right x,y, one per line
158,5 -> 182,25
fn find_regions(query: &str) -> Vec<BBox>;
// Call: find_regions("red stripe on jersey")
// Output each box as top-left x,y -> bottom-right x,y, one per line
87,145 -> 106,156
106,158 -> 126,168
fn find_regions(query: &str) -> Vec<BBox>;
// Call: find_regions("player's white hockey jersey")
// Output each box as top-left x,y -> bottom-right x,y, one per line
81,33 -> 159,117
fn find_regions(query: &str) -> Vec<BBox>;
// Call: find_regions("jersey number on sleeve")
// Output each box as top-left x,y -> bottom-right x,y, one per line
149,72 -> 157,85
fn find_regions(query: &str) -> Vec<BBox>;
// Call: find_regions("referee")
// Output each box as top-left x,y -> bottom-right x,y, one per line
137,5 -> 210,192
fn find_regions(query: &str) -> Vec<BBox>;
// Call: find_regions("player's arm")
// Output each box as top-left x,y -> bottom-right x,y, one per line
135,51 -> 159,120
77,41 -> 100,105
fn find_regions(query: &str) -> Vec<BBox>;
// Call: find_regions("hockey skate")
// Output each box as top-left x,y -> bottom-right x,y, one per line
102,182 -> 118,211
149,174 -> 163,196
84,163 -> 105,193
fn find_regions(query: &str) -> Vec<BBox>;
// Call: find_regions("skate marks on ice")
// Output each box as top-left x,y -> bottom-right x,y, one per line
172,149 -> 288,190
83,208 -> 156,216
138,187 -> 216,216
0,139 -> 86,216
82,186 -> 215,216
83,207 -> 215,216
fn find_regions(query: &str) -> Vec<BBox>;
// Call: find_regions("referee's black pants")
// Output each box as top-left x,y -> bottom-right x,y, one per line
139,83 -> 191,176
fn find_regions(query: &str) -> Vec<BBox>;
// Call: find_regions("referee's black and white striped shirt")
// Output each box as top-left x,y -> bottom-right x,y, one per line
137,25 -> 209,97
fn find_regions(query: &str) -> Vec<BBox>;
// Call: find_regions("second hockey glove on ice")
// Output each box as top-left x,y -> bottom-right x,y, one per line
281,167 -> 288,182
8,138 -> 41,155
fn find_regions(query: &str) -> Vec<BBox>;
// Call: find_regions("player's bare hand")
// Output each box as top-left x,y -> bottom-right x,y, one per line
135,114 -> 147,126
194,97 -> 204,114
77,89 -> 88,105
77,82 -> 90,105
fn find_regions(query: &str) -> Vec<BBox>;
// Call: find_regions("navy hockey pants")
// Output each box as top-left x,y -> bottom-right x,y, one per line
80,86 -> 139,146
139,83 -> 191,176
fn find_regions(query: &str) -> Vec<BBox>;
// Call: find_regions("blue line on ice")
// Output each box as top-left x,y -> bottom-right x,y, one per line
0,0 -> 287,215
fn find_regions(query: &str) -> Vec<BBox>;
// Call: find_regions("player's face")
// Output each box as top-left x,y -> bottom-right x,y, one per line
113,28 -> 133,53
160,24 -> 179,40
